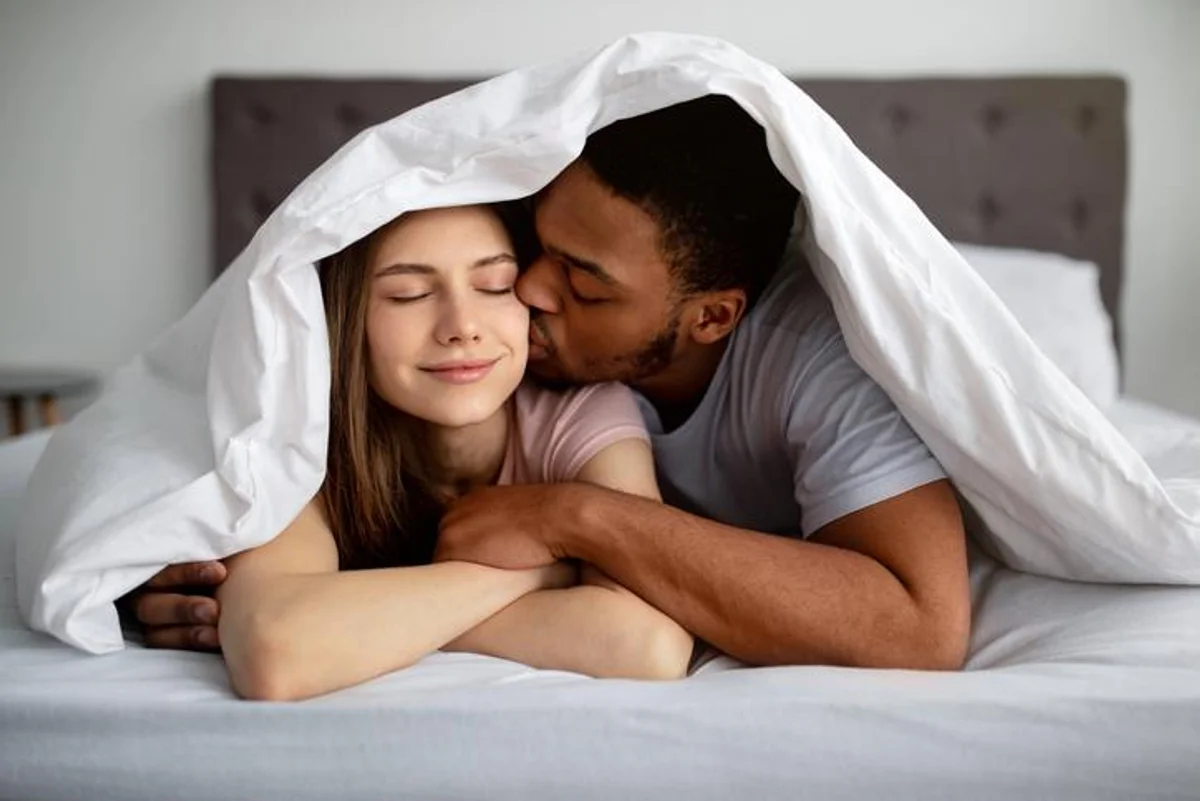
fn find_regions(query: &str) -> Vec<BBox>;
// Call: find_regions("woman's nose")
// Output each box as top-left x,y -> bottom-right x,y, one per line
434,300 -> 482,346
516,255 -> 563,315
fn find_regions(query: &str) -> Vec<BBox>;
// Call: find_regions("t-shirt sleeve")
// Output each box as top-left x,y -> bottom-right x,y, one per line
534,382 -> 651,483
784,322 -> 946,537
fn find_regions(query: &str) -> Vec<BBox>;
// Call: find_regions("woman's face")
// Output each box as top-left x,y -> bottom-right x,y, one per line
365,205 -> 528,428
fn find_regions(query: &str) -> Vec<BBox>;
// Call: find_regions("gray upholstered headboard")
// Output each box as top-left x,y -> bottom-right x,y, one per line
211,76 -> 1127,348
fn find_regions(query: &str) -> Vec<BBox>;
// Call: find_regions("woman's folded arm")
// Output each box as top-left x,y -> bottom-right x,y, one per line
444,564 -> 693,680
217,499 -> 564,702
445,439 -> 695,680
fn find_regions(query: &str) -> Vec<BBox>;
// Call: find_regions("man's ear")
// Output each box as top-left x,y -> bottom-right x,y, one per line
686,289 -> 747,345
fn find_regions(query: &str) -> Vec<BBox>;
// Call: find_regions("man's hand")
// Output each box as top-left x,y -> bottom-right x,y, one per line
436,484 -> 579,569
120,560 -> 227,651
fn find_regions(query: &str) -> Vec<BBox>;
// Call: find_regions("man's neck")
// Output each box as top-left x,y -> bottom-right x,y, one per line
633,338 -> 729,433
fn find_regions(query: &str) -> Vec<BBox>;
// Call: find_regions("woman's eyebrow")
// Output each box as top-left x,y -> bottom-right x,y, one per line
374,253 -> 516,278
471,253 -> 517,268
375,263 -> 435,278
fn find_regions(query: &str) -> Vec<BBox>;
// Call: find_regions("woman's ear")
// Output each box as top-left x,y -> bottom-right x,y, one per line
686,289 -> 747,345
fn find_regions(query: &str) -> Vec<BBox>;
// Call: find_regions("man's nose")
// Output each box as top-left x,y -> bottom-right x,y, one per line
516,256 -> 562,314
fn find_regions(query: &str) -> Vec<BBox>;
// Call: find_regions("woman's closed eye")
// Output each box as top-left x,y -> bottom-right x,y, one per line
387,291 -> 432,304
386,284 -> 513,303
474,262 -> 518,296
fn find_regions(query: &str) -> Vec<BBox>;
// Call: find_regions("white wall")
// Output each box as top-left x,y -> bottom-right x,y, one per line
1,0 -> 1197,414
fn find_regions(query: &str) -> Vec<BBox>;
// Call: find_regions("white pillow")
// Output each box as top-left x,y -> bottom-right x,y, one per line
953,243 -> 1119,409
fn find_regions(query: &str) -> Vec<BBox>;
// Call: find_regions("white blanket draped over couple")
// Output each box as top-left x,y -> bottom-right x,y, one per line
14,34 -> 1200,692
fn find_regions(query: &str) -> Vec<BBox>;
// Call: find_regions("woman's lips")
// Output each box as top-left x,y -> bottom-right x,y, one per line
420,358 -> 500,384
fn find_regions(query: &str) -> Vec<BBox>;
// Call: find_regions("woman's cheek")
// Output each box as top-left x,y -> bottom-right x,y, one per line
368,304 -> 423,363
506,301 -> 531,339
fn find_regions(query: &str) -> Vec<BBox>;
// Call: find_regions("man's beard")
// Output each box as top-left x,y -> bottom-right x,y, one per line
527,308 -> 682,389
621,309 -> 681,382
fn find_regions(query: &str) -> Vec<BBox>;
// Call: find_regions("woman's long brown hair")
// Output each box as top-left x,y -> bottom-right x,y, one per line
315,202 -> 537,570
317,228 -> 444,570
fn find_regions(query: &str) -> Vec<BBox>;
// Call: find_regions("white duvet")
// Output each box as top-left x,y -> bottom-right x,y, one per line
15,32 -> 1200,655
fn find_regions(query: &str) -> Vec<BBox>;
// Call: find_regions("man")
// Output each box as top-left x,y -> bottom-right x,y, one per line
131,96 -> 970,669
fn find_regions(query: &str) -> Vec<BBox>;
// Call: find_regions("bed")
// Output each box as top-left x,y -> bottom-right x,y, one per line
4,75 -> 1199,801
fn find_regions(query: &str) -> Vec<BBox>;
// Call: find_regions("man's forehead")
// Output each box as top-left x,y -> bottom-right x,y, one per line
535,166 -> 662,254
537,162 -> 605,210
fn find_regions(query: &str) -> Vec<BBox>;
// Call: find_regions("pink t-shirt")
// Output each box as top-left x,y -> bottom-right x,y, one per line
497,381 -> 650,485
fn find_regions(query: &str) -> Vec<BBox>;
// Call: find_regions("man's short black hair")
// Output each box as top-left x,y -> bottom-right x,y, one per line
581,94 -> 801,307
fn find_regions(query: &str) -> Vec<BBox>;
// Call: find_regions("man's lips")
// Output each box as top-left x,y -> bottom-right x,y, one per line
419,358 -> 500,384
528,321 -> 552,359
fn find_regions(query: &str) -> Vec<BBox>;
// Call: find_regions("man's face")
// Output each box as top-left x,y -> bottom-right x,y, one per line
516,161 -> 684,386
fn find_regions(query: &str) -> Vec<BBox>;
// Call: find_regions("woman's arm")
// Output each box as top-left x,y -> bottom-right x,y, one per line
217,499 -> 566,701
444,439 -> 695,680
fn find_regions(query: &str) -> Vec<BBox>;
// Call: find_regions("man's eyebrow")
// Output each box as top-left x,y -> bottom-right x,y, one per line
374,253 -> 516,278
544,245 -> 618,286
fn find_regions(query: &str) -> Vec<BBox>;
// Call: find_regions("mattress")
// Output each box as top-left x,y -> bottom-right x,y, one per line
2,399 -> 1200,800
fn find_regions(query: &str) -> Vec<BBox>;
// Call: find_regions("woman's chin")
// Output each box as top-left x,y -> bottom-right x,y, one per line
405,392 -> 510,430
425,409 -> 502,429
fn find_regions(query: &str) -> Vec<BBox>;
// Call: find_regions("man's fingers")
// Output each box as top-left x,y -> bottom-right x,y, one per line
134,593 -> 219,627
142,625 -> 220,652
134,594 -> 222,652
146,560 -> 227,589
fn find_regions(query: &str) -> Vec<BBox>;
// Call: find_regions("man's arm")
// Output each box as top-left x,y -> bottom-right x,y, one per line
437,478 -> 970,670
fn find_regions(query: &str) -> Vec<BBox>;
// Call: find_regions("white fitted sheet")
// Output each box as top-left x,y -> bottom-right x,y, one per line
2,400 -> 1200,800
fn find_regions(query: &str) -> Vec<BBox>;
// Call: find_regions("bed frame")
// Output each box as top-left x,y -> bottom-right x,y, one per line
210,75 -> 1128,351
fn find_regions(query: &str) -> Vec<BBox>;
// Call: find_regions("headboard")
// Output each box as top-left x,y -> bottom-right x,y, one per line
211,76 -> 1127,348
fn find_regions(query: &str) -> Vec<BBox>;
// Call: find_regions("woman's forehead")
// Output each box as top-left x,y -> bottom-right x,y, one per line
370,206 -> 513,267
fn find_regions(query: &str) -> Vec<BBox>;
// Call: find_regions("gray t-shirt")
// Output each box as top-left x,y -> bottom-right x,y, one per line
636,260 -> 946,538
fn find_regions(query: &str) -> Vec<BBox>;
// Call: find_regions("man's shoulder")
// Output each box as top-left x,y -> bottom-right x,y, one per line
743,258 -> 841,351
729,263 -> 847,399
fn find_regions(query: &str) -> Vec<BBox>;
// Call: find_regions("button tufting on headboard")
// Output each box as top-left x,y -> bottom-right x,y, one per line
335,103 -> 367,131
884,105 -> 912,136
981,105 -> 1007,136
247,104 -> 276,129
977,193 -> 1002,228
1068,197 -> 1091,233
250,189 -> 275,222
1077,105 -> 1099,135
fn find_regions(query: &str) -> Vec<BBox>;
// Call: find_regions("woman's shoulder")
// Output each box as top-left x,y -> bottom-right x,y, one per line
513,379 -> 640,422
511,380 -> 649,483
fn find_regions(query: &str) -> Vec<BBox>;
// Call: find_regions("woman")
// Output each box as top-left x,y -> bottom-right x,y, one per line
217,202 -> 693,701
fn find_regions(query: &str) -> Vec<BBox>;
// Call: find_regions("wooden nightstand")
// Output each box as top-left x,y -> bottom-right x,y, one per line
1,368 -> 100,437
